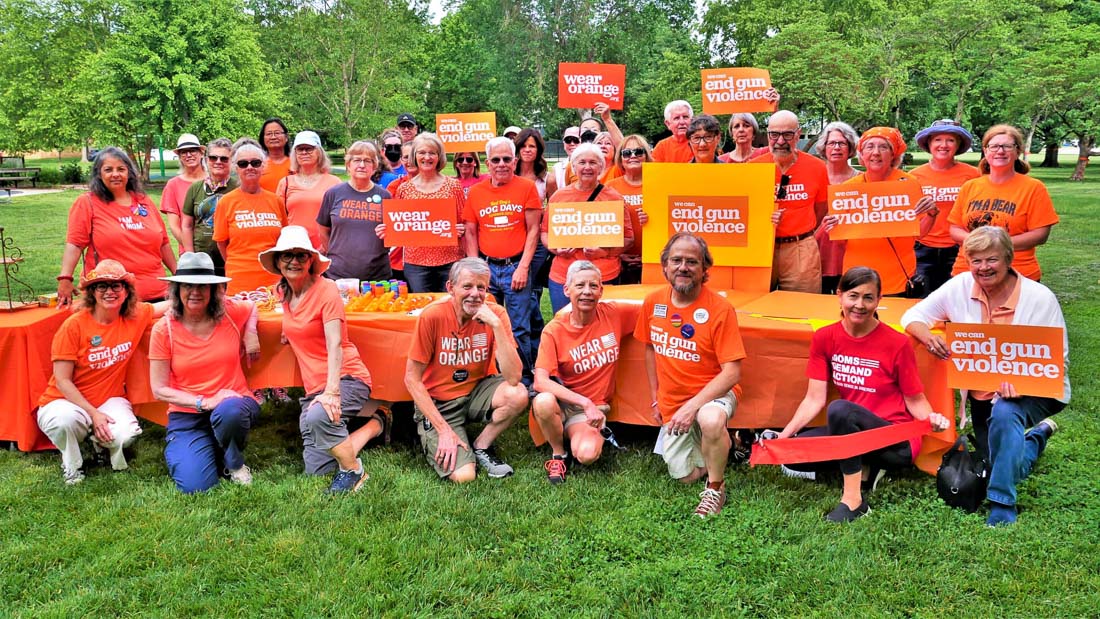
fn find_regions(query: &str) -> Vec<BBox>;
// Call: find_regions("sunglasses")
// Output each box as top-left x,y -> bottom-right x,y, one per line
489,156 -> 514,164
776,174 -> 791,200
92,282 -> 125,293
563,137 -> 580,145
620,148 -> 646,159
455,156 -> 476,164
279,251 -> 313,264
207,155 -> 230,163
237,159 -> 263,169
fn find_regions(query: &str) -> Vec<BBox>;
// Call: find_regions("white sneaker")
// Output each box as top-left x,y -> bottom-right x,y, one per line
781,465 -> 816,481
227,465 -> 253,485
63,467 -> 85,486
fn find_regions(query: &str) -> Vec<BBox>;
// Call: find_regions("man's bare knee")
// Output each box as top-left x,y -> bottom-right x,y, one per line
447,463 -> 477,484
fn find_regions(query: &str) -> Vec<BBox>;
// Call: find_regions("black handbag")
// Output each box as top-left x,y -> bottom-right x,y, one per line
887,238 -> 927,298
936,435 -> 989,513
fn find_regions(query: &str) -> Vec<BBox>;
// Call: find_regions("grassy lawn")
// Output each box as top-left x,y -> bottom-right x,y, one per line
1,164 -> 1098,616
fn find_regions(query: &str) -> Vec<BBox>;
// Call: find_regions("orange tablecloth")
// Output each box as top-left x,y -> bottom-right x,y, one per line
528,287 -> 955,475
0,308 -> 69,451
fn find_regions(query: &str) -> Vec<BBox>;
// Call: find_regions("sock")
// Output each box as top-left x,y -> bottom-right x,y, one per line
552,453 -> 567,460
986,502 -> 1017,526
706,480 -> 724,492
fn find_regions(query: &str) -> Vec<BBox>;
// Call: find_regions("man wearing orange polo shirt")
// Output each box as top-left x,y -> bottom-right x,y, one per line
651,100 -> 694,163
405,258 -> 530,483
463,136 -> 542,378
634,233 -> 747,518
751,110 -> 829,293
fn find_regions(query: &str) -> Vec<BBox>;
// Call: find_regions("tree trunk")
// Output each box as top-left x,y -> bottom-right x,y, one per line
1023,115 -> 1041,162
1070,135 -> 1092,181
1040,142 -> 1060,168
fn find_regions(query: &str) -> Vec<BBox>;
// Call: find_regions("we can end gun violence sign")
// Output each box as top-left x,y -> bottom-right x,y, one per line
700,68 -> 778,115
945,323 -> 1066,399
546,201 -> 625,249
826,181 -> 924,240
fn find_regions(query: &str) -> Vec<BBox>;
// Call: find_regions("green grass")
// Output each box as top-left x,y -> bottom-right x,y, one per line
1,166 -> 1098,616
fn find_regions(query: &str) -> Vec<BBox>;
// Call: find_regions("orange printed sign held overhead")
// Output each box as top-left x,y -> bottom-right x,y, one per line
546,201 -> 625,249
700,68 -> 778,115
826,181 -> 924,240
435,112 -> 497,154
558,63 -> 626,110
667,195 -> 749,248
382,198 -> 458,248
945,323 -> 1066,399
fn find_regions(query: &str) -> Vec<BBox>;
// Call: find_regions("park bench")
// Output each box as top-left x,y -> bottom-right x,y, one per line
0,166 -> 41,199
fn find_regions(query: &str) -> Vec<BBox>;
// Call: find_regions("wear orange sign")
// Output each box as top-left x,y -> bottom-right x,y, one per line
558,63 -> 626,110
945,323 -> 1065,399
826,180 -> 924,240
435,112 -> 497,154
700,68 -> 778,115
382,198 -> 458,247
545,201 -> 625,249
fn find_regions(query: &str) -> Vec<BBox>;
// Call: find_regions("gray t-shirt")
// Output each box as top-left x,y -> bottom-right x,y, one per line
316,181 -> 392,281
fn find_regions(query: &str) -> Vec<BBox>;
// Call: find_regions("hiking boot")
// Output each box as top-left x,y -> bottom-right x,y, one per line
326,459 -> 367,494
825,501 -> 870,523
544,456 -> 568,485
473,446 -> 513,478
227,464 -> 253,486
694,485 -> 727,518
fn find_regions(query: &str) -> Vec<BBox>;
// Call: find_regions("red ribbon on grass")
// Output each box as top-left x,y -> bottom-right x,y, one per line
749,418 -> 932,466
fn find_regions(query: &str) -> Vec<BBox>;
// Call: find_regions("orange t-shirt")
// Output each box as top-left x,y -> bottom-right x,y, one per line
652,135 -> 693,163
259,157 -> 292,193
543,184 -> 633,283
395,176 -> 467,267
749,151 -> 830,238
38,303 -> 156,408
633,286 -> 746,422
148,299 -> 258,413
535,302 -> 624,406
909,162 -> 981,248
212,188 -> 287,295
277,174 -> 342,249
841,170 -> 920,296
947,173 -> 1058,280
281,277 -> 372,395
408,299 -> 515,401
604,177 -> 644,257
66,192 -> 170,301
463,176 -> 542,258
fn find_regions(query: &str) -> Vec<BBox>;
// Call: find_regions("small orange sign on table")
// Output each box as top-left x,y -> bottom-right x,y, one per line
435,112 -> 497,154
826,180 -> 924,240
700,68 -> 778,115
558,63 -> 626,110
945,323 -> 1066,398
545,201 -> 625,249
382,198 -> 458,247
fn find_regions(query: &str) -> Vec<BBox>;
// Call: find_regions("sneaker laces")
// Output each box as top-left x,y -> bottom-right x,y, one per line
544,458 -> 567,478
695,488 -> 723,514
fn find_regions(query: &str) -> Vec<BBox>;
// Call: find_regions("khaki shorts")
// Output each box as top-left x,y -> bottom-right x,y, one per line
662,391 -> 737,479
771,234 -> 821,293
414,374 -> 507,477
561,402 -> 612,429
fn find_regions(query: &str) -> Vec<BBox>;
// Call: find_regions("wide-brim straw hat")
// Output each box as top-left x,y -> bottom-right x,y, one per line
258,225 -> 331,276
82,259 -> 136,288
160,252 -> 231,284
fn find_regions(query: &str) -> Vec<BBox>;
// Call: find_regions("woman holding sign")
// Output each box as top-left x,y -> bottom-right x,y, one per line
901,226 -> 1069,527
772,266 -> 950,522
606,134 -> 652,285
543,143 -> 634,312
812,121 -> 861,294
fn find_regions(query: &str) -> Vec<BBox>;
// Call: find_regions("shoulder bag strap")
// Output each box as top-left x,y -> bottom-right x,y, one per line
586,183 -> 604,202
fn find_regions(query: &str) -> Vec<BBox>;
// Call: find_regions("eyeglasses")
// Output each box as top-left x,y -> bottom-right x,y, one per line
264,131 -> 286,138
489,156 -> 514,164
986,143 -> 1017,152
347,157 -> 375,167
825,141 -> 848,150
92,282 -> 125,293
207,155 -> 230,163
620,148 -> 646,159
279,251 -> 313,264
455,156 -> 476,164
177,149 -> 202,156
767,131 -> 797,142
861,143 -> 893,153
563,137 -> 580,145
776,174 -> 791,200
237,159 -> 263,168
688,134 -> 718,145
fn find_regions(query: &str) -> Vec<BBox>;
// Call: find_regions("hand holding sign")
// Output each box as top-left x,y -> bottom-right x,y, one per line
945,323 -> 1066,399
701,68 -> 780,115
826,181 -> 924,240
546,201 -> 625,250
382,198 -> 458,248
559,63 -> 626,110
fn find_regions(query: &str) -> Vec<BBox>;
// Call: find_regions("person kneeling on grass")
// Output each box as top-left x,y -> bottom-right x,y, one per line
770,267 -> 949,522
532,261 -> 626,484
149,252 -> 262,493
37,260 -> 168,485
405,258 -> 530,483
634,233 -> 747,518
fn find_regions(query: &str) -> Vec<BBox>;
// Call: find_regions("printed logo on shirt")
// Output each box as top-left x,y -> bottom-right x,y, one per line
965,198 -> 1018,230
234,211 -> 283,229
117,215 -> 146,231
337,198 -> 383,222
649,325 -> 701,362
921,184 -> 962,205
87,341 -> 134,371
438,335 -> 490,366
830,353 -> 881,393
478,200 -> 525,225
653,304 -> 668,318
473,333 -> 488,347
567,333 -> 620,374
777,181 -> 809,203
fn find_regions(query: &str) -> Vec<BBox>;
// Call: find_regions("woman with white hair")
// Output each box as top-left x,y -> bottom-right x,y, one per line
719,113 -> 768,163
213,143 -> 287,295
812,121 -> 861,293
276,130 -> 342,249
542,143 -> 634,312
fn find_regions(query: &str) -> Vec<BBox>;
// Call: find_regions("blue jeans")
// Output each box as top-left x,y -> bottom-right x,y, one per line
983,396 -> 1064,506
165,397 -> 259,494
913,242 -> 959,297
404,263 -> 453,293
488,261 -> 533,374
